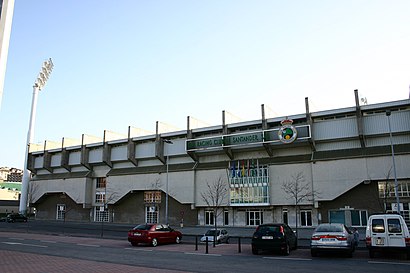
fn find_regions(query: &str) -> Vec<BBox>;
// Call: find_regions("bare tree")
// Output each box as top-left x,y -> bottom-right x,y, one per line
200,176 -> 228,245
281,171 -> 319,236
376,167 -> 396,213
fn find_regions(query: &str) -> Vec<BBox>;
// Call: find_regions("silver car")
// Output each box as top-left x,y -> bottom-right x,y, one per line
310,223 -> 355,257
200,229 -> 229,244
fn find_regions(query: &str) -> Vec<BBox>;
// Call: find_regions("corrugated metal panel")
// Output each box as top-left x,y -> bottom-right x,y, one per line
34,156 -> 43,168
363,110 -> 410,135
50,154 -> 61,167
111,146 -> 127,161
366,135 -> 410,147
315,140 -> 361,152
89,148 -> 103,163
313,117 -> 358,141
69,151 -> 81,165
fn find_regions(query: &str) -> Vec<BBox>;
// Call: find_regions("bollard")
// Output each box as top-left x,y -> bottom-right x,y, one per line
238,237 -> 241,253
195,235 -> 198,251
206,236 -> 209,254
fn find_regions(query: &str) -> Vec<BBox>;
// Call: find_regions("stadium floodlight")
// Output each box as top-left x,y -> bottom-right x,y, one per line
19,58 -> 54,215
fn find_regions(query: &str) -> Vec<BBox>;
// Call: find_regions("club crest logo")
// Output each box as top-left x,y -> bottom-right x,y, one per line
278,119 -> 297,144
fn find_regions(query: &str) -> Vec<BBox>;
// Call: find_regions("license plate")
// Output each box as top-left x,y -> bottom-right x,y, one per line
134,232 -> 141,236
321,238 -> 335,242
262,236 -> 273,239
376,238 -> 384,245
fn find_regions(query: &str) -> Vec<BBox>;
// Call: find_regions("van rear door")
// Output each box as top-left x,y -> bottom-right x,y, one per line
386,218 -> 406,247
370,218 -> 387,247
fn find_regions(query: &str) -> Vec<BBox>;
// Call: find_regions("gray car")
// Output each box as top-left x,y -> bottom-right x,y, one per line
310,223 -> 355,257
200,229 -> 229,244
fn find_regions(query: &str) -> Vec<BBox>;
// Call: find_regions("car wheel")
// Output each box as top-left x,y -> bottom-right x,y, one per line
151,238 -> 158,247
226,238 -> 230,244
311,249 -> 318,257
175,236 -> 181,244
131,242 -> 138,246
252,246 -> 259,255
217,239 -> 221,244
282,242 -> 290,256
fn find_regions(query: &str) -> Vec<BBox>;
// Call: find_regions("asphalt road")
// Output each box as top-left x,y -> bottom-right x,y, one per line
0,220 -> 410,272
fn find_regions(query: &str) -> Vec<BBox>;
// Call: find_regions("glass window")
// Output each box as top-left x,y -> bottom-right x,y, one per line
300,210 -> 312,226
146,206 -> 158,224
329,210 -> 345,224
95,207 -> 109,222
387,219 -> 402,233
372,219 -> 385,233
96,177 -> 106,188
205,210 -> 214,226
246,210 -> 263,226
283,209 -> 288,225
56,204 -> 65,220
224,210 -> 229,226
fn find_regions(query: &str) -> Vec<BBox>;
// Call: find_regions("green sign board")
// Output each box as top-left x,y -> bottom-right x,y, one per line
224,132 -> 264,146
186,137 -> 223,151
186,125 -> 310,151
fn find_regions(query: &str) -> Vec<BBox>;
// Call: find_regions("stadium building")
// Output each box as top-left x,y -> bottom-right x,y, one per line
26,91 -> 410,228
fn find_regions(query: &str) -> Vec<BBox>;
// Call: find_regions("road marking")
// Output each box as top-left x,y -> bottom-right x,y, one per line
184,252 -> 222,257
124,247 -> 153,252
368,261 -> 410,266
263,257 -> 312,261
9,237 -> 24,240
41,240 -> 57,243
77,244 -> 100,247
2,242 -> 48,248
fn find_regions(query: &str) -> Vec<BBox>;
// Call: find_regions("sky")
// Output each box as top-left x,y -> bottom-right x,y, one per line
0,0 -> 409,169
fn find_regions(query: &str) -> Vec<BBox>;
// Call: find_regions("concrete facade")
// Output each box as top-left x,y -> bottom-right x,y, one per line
26,95 -> 410,228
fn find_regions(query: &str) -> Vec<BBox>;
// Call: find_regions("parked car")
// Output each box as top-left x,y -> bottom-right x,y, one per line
251,223 -> 297,255
128,223 -> 182,247
310,223 -> 355,257
200,229 -> 229,244
6,213 -> 28,223
365,213 -> 410,259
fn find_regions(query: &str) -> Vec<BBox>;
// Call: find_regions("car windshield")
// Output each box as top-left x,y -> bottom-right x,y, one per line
205,230 -> 220,236
315,224 -> 343,232
134,224 -> 153,230
257,225 -> 280,234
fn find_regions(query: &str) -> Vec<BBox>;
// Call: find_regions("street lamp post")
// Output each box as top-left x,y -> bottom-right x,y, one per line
164,139 -> 173,225
386,110 -> 400,214
19,58 -> 54,215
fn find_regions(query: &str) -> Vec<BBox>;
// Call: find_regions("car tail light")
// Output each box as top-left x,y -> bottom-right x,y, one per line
336,236 -> 347,241
311,235 -> 321,241
280,226 -> 285,235
405,237 -> 410,246
366,236 -> 371,246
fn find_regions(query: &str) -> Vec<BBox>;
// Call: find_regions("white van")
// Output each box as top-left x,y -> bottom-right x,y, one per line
366,213 -> 410,259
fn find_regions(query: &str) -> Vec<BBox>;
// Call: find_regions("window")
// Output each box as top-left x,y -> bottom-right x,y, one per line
351,210 -> 368,226
146,206 -> 159,224
372,219 -> 385,233
283,209 -> 288,225
300,210 -> 312,226
205,210 -> 214,226
56,204 -> 65,220
95,206 -> 109,222
96,177 -> 107,188
246,210 -> 263,226
224,210 -> 229,226
388,219 -> 402,233
95,192 -> 105,204
378,180 -> 410,198
144,191 -> 161,203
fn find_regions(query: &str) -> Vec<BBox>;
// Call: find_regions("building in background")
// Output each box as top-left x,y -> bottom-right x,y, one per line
26,92 -> 410,227
0,0 -> 15,108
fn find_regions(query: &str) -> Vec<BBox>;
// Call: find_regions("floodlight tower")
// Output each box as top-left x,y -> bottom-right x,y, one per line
19,58 -> 54,215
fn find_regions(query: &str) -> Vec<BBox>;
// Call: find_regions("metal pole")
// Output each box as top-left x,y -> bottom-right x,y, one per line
166,152 -> 169,225
386,110 -> 400,214
19,84 -> 40,214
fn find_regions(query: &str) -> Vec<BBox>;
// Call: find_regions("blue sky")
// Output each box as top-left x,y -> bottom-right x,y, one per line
1,0 -> 410,169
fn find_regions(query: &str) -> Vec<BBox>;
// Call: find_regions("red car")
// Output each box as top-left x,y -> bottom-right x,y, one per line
128,223 -> 182,247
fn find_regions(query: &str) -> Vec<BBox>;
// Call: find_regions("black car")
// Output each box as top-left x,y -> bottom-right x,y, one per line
6,213 -> 28,223
251,223 -> 297,255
